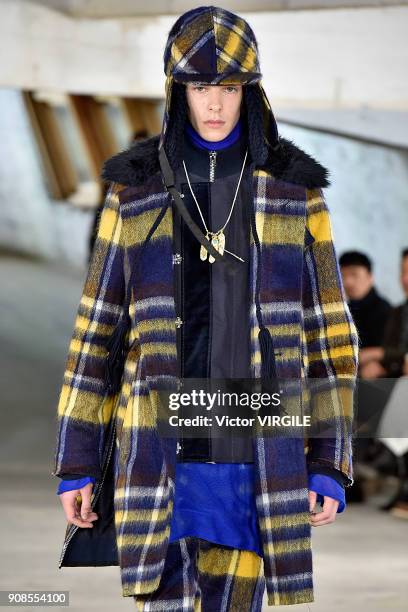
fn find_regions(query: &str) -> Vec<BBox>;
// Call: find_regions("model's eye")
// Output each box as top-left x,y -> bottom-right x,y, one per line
225,86 -> 239,93
194,85 -> 206,92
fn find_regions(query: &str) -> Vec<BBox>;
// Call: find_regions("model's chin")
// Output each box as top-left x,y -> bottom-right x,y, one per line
200,124 -> 229,141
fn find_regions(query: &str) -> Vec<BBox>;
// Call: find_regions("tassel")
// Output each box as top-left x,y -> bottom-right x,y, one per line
258,326 -> 280,398
259,326 -> 273,379
104,314 -> 130,395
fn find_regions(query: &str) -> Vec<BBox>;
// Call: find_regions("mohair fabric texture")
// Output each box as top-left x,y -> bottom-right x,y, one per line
53,5 -> 359,607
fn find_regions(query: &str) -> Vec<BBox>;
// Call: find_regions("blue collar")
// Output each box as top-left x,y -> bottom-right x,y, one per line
185,118 -> 242,151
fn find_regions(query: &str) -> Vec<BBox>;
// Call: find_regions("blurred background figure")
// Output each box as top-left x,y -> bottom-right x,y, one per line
340,251 -> 392,378
380,248 -> 408,378
374,249 -> 408,518
340,250 -> 390,502
341,248 -> 408,381
341,249 -> 408,515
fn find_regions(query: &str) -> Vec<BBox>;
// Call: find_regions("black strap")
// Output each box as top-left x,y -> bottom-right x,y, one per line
158,147 -> 237,269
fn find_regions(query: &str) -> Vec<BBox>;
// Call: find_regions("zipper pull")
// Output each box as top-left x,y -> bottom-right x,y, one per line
209,150 -> 217,182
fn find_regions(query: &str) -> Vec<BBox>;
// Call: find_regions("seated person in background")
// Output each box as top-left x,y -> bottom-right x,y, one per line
378,249 -> 408,518
340,251 -> 392,501
380,248 -> 408,378
343,248 -> 408,379
341,249 -> 408,513
340,251 -> 392,379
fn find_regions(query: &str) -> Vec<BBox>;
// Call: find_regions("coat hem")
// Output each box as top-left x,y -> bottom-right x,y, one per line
267,590 -> 314,606
122,580 -> 162,598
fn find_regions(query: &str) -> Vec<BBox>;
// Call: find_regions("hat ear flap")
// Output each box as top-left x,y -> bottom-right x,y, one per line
243,84 -> 273,166
162,81 -> 188,169
258,83 -> 280,151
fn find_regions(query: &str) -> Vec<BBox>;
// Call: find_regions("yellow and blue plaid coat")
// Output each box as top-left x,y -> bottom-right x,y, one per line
53,6 -> 359,607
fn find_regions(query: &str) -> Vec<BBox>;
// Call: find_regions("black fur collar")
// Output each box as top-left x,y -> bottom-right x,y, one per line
101,133 -> 330,189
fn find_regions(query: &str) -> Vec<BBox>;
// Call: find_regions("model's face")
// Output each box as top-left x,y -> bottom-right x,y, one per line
185,83 -> 243,141
340,265 -> 373,300
401,256 -> 408,297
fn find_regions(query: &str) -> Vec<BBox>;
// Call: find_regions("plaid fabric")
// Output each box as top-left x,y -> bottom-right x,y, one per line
53,182 -> 127,480
132,537 -> 264,611
53,5 -> 358,607
163,6 -> 261,82
53,170 -> 358,606
249,180 -> 359,605
301,187 -> 358,483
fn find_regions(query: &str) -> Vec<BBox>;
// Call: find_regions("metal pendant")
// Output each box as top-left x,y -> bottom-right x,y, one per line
200,232 -> 210,261
208,230 -> 225,263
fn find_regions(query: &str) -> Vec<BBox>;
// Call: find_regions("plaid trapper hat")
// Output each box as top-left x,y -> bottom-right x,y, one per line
160,5 -> 278,152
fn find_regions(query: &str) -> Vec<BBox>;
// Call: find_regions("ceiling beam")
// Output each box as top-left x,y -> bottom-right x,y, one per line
19,0 -> 408,18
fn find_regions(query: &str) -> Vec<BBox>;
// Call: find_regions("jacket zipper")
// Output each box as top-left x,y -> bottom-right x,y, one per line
172,202 -> 184,456
58,420 -> 117,568
173,210 -> 183,388
209,151 -> 217,182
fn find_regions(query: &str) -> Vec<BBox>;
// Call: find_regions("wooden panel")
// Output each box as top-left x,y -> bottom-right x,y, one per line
23,92 -> 78,199
122,98 -> 161,137
69,95 -> 119,179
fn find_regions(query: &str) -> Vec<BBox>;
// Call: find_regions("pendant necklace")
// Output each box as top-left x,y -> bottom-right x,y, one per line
182,149 -> 248,263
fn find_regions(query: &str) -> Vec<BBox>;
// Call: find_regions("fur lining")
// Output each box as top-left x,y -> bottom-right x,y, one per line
101,133 -> 330,190
265,138 -> 331,189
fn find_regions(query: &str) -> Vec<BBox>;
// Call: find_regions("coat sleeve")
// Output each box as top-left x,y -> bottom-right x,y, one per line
52,181 -> 127,481
301,187 -> 360,488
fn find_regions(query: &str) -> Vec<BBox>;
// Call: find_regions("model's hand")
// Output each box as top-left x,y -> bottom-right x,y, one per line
308,490 -> 339,526
59,482 -> 98,528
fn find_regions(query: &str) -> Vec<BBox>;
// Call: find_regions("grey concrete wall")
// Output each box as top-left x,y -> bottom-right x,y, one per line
0,88 -> 92,267
280,122 -> 408,305
2,3 -> 407,114
24,0 -> 408,18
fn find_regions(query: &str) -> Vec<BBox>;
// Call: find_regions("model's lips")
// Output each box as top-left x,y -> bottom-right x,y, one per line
205,120 -> 225,127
